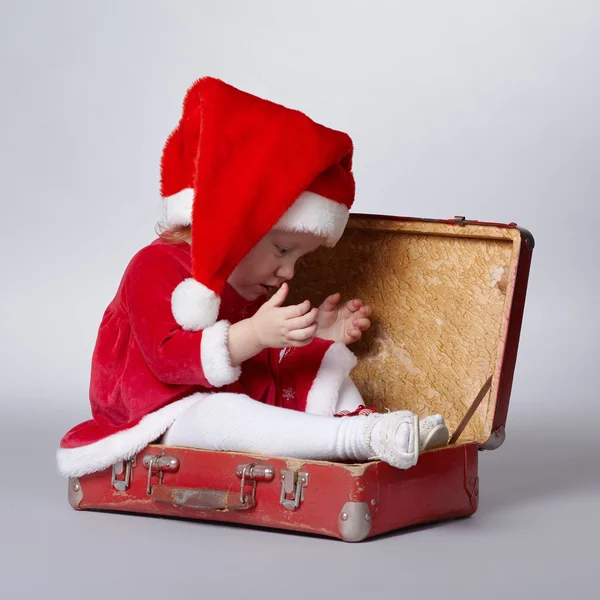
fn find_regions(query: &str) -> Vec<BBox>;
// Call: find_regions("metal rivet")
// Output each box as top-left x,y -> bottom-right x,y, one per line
340,512 -> 348,521
365,513 -> 371,521
72,483 -> 80,492
370,499 -> 376,506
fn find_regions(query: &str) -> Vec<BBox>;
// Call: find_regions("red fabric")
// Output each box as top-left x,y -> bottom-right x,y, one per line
276,338 -> 336,412
160,77 -> 355,297
59,239 -> 334,449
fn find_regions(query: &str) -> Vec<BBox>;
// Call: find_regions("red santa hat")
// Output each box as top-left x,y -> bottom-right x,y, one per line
160,77 -> 355,332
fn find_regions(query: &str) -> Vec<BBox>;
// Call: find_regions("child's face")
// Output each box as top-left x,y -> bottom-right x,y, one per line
228,230 -> 325,300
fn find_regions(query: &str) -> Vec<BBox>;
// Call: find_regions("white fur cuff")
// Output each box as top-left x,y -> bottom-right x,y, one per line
200,320 -> 242,387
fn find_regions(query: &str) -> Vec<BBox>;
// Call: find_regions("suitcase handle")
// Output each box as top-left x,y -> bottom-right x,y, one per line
144,457 -> 274,511
148,484 -> 255,511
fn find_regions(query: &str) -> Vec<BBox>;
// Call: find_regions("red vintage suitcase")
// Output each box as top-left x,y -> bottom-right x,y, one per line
66,214 -> 534,542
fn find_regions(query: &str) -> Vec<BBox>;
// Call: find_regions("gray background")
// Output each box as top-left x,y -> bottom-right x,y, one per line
1,1 -> 598,598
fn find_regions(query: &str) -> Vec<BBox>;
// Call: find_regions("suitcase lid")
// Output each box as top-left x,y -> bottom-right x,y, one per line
291,215 -> 534,449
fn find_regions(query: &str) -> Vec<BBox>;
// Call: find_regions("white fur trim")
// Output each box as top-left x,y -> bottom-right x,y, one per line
200,320 -> 242,387
56,395 -> 206,478
163,189 -> 349,245
304,343 -> 358,416
163,188 -> 193,226
275,191 -> 349,247
171,278 -> 220,331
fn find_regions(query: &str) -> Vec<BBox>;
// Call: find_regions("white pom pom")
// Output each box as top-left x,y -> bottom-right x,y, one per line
171,278 -> 220,331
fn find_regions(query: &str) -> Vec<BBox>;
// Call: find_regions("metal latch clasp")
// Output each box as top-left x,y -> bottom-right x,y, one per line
280,469 -> 309,511
111,459 -> 133,492
143,453 -> 181,496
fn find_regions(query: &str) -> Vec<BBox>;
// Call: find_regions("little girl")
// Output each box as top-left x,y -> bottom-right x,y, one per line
56,77 -> 449,479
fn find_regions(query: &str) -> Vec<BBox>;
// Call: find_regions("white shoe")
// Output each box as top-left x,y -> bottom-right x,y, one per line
364,411 -> 420,470
419,414 -> 449,451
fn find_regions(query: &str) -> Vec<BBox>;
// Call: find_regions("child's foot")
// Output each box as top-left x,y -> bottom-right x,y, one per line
363,412 -> 450,469
364,411 -> 420,470
419,414 -> 449,452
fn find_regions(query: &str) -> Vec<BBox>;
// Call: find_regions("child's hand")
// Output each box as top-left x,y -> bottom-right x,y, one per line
315,293 -> 371,345
250,283 -> 319,349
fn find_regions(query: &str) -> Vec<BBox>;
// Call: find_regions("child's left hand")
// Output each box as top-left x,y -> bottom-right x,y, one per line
315,293 -> 372,345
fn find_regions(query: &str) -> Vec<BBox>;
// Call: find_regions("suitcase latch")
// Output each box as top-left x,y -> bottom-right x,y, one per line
111,459 -> 133,492
280,470 -> 309,511
142,453 -> 181,495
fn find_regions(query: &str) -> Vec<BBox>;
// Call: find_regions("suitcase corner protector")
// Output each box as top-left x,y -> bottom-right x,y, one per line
68,477 -> 84,509
479,425 -> 506,451
338,501 -> 372,542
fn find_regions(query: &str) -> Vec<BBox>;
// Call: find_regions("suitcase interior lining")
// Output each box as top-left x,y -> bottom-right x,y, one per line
289,217 -> 522,445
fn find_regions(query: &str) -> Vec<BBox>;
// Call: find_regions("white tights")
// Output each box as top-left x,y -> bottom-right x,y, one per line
161,376 -> 373,461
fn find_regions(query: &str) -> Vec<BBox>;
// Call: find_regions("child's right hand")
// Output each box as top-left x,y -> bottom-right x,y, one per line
250,283 -> 318,349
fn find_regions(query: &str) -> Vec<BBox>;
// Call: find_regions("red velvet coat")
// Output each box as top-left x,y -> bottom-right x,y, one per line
57,239 -> 358,477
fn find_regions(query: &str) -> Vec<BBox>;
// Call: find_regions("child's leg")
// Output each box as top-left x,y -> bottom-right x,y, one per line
161,392 -> 420,469
304,375 -> 368,417
162,392 -> 369,461
334,376 -> 367,414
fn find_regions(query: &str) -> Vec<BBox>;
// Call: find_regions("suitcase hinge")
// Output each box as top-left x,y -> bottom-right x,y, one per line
280,469 -> 309,511
111,459 -> 134,492
479,425 -> 506,450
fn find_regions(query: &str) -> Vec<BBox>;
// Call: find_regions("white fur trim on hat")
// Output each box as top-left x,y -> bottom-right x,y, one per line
304,342 -> 358,416
275,191 -> 350,247
200,320 -> 242,386
171,278 -> 221,331
163,189 -> 348,246
56,395 -> 204,478
164,188 -> 193,226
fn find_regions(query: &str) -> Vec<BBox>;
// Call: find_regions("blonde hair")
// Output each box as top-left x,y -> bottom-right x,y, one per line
155,222 -> 191,244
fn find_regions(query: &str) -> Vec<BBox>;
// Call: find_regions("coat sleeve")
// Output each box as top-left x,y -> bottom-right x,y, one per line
122,245 -> 241,388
